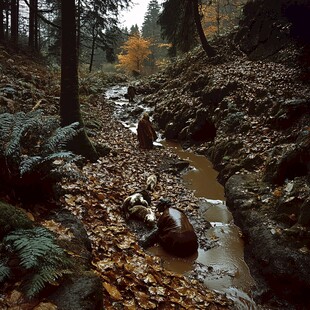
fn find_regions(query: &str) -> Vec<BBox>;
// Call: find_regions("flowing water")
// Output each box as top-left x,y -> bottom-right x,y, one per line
106,86 -> 257,309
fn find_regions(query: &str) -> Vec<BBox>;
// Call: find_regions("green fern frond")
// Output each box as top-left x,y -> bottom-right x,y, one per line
0,259 -> 10,282
0,111 -> 84,200
43,122 -> 81,153
23,271 -> 47,299
4,226 -> 74,299
19,156 -> 43,176
23,265 -> 69,299
5,110 -> 43,157
45,151 -> 76,163
19,152 -> 76,178
4,227 -> 64,270
0,113 -> 15,150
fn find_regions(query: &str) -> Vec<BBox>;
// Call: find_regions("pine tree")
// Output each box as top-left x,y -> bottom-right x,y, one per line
158,0 -> 197,53
158,0 -> 216,56
130,24 -> 140,35
60,0 -> 98,161
142,0 -> 168,72
142,0 -> 161,40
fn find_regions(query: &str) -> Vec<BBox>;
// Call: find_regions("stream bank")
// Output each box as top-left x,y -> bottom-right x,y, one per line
133,36 -> 310,308
106,85 -> 256,309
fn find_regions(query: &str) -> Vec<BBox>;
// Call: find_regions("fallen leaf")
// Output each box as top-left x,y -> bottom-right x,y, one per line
33,302 -> 58,310
103,282 -> 123,301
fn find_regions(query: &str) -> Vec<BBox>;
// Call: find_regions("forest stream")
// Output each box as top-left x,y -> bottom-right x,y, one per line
106,85 -> 257,309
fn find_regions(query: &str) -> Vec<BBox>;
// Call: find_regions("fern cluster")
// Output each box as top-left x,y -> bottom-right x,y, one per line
1,226 -> 73,299
0,110 -> 83,200
0,258 -> 10,282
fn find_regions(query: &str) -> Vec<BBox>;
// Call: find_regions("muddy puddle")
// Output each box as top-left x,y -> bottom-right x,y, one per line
106,86 -> 257,309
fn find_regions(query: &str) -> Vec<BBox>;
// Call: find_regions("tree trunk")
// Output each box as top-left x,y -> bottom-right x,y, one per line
34,0 -> 38,51
191,0 -> 216,57
60,0 -> 98,162
29,0 -> 35,49
0,1 -> 4,42
11,0 -> 19,45
77,0 -> 81,59
216,1 -> 220,36
5,1 -> 9,40
89,25 -> 97,73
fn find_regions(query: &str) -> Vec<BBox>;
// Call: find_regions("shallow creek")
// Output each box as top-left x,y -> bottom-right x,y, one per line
106,86 -> 257,308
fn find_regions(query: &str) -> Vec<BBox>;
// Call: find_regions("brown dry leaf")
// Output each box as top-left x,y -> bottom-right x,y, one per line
33,302 -> 58,310
117,238 -> 135,250
26,211 -> 35,221
143,273 -> 157,284
134,291 -> 156,309
95,259 -> 115,271
273,187 -> 282,197
103,282 -> 123,301
148,285 -> 165,296
7,290 -> 23,306
174,286 -> 189,296
41,220 -> 74,240
97,192 -> 105,200
123,299 -> 136,310
64,194 -> 76,207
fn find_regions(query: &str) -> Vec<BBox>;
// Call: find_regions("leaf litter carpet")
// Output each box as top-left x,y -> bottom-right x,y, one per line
60,99 -> 231,309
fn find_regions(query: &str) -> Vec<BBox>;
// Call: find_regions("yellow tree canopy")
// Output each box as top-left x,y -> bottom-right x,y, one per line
117,34 -> 152,74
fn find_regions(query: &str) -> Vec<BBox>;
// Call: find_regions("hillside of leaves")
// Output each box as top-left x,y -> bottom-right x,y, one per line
136,33 -> 310,307
0,46 -> 231,309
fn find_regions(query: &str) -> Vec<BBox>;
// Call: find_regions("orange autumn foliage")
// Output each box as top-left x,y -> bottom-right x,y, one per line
117,34 -> 152,74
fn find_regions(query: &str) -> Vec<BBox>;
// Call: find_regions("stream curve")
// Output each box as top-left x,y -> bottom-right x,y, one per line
105,85 -> 257,309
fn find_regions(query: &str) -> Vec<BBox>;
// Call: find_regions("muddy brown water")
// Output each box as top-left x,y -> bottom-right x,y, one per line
106,86 -> 257,309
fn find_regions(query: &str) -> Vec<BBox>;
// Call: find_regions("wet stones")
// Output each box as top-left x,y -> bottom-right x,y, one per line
225,173 -> 310,307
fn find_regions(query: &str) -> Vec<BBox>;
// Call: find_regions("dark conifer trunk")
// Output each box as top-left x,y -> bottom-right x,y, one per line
10,0 -> 19,45
77,0 -> 81,59
5,1 -> 9,40
0,1 -> 4,42
60,0 -> 98,161
89,24 -> 97,73
191,0 -> 216,57
28,0 -> 38,50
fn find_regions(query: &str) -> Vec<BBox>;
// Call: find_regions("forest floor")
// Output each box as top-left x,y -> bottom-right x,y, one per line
0,46 -> 232,309
60,97 -> 232,309
1,37 -> 309,308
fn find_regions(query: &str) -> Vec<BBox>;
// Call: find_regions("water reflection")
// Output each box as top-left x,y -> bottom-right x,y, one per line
164,141 -> 225,201
148,142 -> 256,308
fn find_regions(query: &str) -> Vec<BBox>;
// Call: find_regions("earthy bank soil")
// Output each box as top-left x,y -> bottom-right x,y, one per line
0,45 -> 231,309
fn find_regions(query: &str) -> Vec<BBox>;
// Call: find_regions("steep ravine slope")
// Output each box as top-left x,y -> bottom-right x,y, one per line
137,2 -> 310,308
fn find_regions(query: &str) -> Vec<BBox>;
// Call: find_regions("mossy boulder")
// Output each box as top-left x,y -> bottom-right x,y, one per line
0,201 -> 33,238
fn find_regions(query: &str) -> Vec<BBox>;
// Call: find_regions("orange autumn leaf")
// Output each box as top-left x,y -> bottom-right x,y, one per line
103,282 -> 123,301
273,188 -> 282,197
